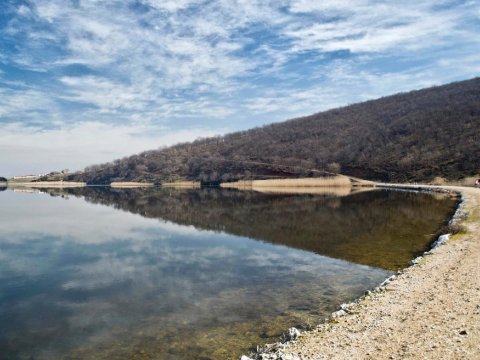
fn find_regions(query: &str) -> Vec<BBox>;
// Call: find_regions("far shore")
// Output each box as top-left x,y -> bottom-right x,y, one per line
247,184 -> 480,360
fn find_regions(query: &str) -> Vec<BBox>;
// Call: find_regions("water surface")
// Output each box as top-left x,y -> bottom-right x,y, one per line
0,188 -> 457,359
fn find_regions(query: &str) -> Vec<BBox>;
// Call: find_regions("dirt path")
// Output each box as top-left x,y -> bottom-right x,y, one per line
261,186 -> 480,360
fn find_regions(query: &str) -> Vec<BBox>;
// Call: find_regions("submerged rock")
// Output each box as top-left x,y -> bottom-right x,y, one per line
410,256 -> 423,265
432,234 -> 450,248
380,274 -> 397,287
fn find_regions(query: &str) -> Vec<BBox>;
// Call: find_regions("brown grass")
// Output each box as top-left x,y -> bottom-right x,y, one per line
221,176 -> 351,189
431,176 -> 448,185
110,182 -> 154,188
161,181 -> 201,188
249,186 -> 354,196
8,181 -> 86,188
429,175 -> 480,187
450,176 -> 480,187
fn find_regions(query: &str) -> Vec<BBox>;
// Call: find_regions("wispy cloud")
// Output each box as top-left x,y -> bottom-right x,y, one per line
285,1 -> 474,52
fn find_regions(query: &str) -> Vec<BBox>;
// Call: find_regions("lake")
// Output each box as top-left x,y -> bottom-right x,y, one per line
0,187 -> 458,359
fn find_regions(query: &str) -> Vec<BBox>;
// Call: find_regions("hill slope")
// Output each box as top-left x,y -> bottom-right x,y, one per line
68,77 -> 480,184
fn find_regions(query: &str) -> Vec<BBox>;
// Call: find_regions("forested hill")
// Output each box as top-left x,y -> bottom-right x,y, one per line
68,77 -> 480,184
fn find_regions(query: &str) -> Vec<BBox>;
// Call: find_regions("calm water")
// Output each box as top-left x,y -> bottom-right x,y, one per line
0,187 -> 457,360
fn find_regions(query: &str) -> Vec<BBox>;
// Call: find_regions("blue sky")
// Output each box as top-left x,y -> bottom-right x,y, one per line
0,0 -> 479,177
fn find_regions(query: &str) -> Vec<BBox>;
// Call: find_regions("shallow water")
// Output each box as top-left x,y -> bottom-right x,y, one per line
0,188 -> 457,359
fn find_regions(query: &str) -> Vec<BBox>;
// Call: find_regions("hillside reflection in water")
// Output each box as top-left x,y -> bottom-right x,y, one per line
59,187 -> 457,270
0,188 -> 457,359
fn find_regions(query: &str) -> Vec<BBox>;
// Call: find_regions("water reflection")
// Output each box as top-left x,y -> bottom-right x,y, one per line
48,187 -> 457,270
0,188 -> 457,359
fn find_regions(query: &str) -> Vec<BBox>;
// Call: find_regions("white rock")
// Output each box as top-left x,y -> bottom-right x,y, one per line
410,256 -> 422,265
260,354 -> 277,360
280,354 -> 301,360
380,279 -> 391,287
332,309 -> 347,318
240,356 -> 254,360
286,327 -> 301,341
432,234 -> 450,248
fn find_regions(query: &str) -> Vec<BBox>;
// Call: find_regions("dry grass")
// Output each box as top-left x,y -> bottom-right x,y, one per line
451,176 -> 480,187
221,176 -> 351,189
110,182 -> 154,188
250,186 -> 354,196
431,176 -> 448,185
8,181 -> 86,188
161,181 -> 201,188
220,180 -> 254,189
429,175 -> 480,187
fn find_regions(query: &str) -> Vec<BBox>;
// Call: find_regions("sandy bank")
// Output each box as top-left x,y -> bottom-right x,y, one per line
161,181 -> 201,188
110,182 -> 154,188
7,181 -> 86,188
221,176 -> 351,189
246,185 -> 480,360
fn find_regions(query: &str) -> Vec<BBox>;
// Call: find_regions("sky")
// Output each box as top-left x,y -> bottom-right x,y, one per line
0,0 -> 479,177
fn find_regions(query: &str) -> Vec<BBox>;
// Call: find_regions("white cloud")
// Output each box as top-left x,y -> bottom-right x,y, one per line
245,52 -> 480,118
143,0 -> 200,12
60,76 -> 148,112
0,87 -> 57,118
0,122 -> 218,177
5,0 -> 479,115
284,1 -> 474,54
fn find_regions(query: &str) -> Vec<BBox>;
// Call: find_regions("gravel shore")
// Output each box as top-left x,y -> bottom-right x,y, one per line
248,185 -> 480,360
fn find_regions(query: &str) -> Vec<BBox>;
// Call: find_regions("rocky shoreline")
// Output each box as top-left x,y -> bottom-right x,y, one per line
241,185 -> 479,360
